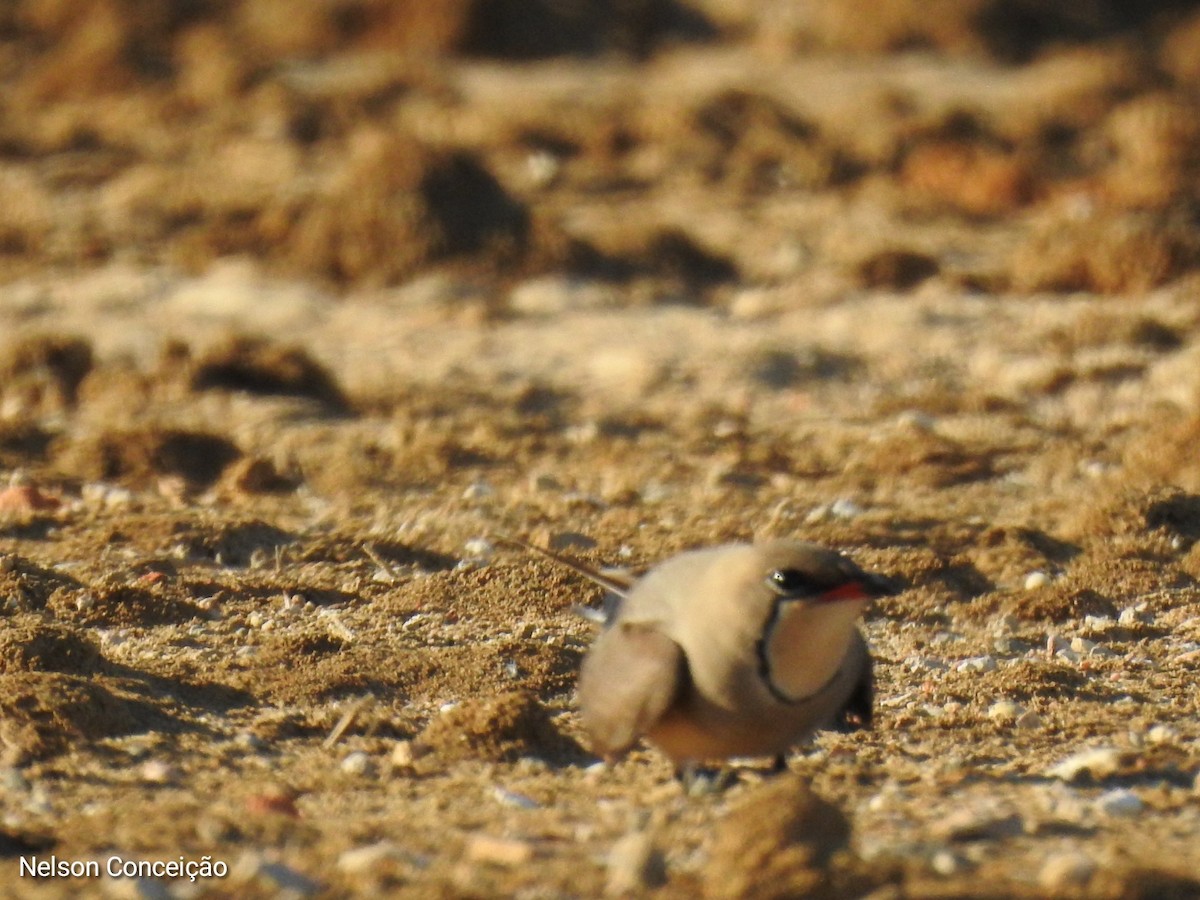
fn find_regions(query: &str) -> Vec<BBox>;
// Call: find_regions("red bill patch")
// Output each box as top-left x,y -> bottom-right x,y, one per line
817,582 -> 869,603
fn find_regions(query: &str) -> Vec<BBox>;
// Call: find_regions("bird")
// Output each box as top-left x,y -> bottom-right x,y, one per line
505,537 -> 896,768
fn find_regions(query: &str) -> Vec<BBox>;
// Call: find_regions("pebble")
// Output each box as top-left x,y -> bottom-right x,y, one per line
508,276 -> 608,315
81,482 -> 134,508
337,841 -> 402,874
728,287 -> 780,319
905,656 -> 948,672
1070,636 -> 1116,659
99,630 -> 128,649
1015,710 -> 1044,730
0,484 -> 60,512
1046,634 -> 1079,663
1046,634 -> 1070,654
462,481 -> 494,500
639,481 -> 672,503
1024,571 -> 1050,590
993,613 -> 1021,635
514,621 -> 537,640
340,751 -> 375,777
803,505 -> 830,524
525,150 -> 560,187
1096,788 -> 1143,817
244,785 -> 300,818
195,594 -> 222,619
391,741 -> 416,769
280,593 -> 306,615
897,410 -> 938,432
565,421 -> 600,444
464,835 -> 535,866
955,655 -> 997,673
492,787 -> 539,810
829,498 -> 863,519
1118,605 -> 1150,626
1046,747 -> 1123,782
1038,851 -> 1097,890
606,831 -> 666,895
233,731 -> 268,752
1146,724 -> 1179,745
586,348 -> 666,401
583,761 -> 609,779
0,767 -> 30,792
139,760 -> 179,784
462,538 -> 494,562
992,636 -> 1029,655
929,847 -> 969,875
866,792 -> 892,812
987,700 -> 1026,722
401,613 -> 428,632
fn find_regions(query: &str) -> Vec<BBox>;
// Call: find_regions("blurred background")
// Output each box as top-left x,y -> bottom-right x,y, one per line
3,10 -> 1200,896
3,0 -> 1200,298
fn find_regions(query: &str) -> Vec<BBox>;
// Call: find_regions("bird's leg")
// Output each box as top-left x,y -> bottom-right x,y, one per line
674,762 -> 735,795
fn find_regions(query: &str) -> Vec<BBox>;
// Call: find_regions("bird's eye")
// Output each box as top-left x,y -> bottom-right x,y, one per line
767,568 -> 819,597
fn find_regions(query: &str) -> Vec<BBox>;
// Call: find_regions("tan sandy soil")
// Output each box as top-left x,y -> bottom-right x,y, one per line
3,1 -> 1200,897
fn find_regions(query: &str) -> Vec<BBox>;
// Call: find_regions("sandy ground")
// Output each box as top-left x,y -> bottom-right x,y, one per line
3,2 -> 1200,897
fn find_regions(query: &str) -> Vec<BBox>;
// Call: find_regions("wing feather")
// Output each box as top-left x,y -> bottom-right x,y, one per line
577,623 -> 686,759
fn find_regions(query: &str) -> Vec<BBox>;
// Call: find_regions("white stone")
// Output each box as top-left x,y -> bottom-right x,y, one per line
1070,637 -> 1097,655
1024,571 -> 1050,590
987,700 -> 1026,721
956,655 -> 997,673
340,751 -> 374,777
829,498 -> 863,519
929,848 -> 966,875
462,538 -> 494,561
1118,606 -> 1149,626
390,741 -> 415,769
1046,747 -> 1123,782
464,835 -> 534,866
462,481 -> 494,500
1096,788 -> 1143,817
492,787 -> 539,810
139,760 -> 178,784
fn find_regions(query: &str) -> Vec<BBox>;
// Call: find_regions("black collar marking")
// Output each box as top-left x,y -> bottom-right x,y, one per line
755,596 -> 845,706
